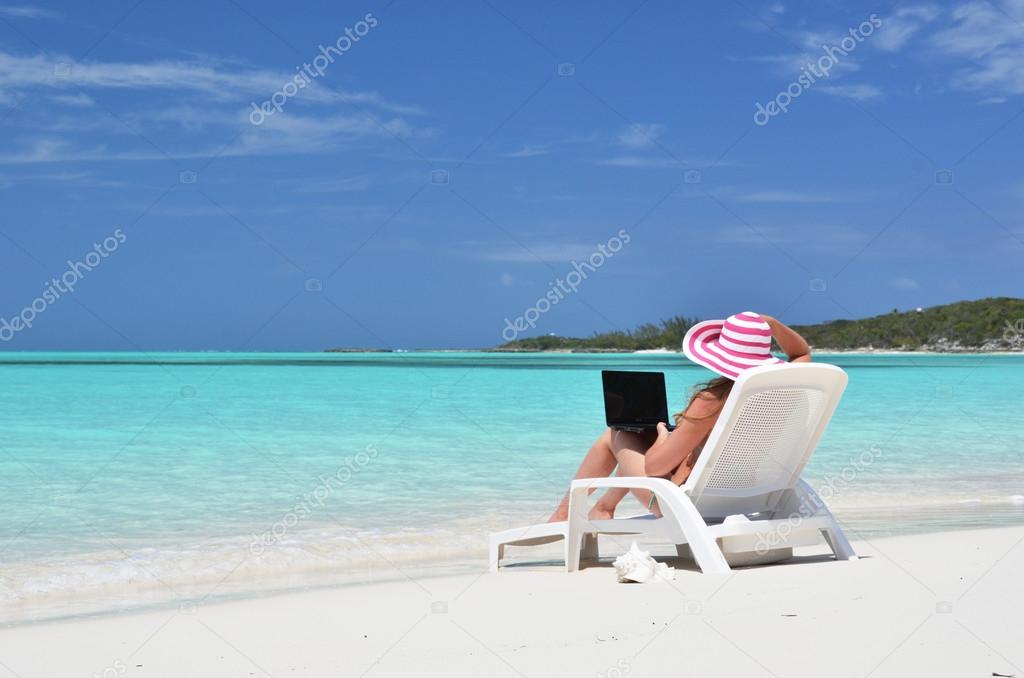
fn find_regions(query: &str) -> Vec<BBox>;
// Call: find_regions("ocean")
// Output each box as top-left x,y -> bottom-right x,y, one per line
1,352 -> 1022,623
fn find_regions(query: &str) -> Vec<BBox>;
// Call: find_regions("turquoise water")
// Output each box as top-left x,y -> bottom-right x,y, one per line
1,352 -> 1023,622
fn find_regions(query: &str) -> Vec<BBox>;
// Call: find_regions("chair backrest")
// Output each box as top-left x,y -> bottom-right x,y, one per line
682,363 -> 848,519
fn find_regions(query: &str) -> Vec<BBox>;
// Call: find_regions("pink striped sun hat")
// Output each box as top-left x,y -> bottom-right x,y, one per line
682,311 -> 784,380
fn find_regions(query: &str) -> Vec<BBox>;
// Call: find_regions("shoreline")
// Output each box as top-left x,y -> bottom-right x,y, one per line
5,502 -> 1024,629
3,525 -> 1022,677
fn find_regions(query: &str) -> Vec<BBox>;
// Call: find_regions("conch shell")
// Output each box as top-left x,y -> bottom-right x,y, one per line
612,541 -> 675,583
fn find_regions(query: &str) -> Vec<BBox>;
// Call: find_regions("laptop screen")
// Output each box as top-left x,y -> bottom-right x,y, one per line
601,370 -> 669,428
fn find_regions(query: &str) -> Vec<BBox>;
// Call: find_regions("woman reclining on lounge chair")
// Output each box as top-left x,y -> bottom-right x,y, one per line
547,312 -> 812,523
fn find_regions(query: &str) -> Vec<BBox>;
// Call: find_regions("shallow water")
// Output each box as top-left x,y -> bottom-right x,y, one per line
1,352 -> 1022,623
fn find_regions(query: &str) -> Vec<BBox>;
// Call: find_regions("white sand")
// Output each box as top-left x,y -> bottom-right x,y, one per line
2,526 -> 1022,677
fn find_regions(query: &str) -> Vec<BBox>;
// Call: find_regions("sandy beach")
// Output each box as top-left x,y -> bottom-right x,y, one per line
2,525 -> 1021,677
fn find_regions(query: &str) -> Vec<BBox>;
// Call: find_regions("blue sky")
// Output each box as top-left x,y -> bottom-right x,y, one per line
0,0 -> 1022,350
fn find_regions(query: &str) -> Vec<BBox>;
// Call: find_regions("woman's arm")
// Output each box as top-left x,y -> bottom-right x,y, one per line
643,397 -> 719,479
760,314 -> 812,363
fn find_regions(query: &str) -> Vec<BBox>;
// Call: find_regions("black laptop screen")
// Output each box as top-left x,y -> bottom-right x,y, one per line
602,370 -> 669,427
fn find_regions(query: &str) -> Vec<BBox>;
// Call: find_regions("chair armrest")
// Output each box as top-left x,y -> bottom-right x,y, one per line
565,475 -> 732,574
569,476 -> 686,495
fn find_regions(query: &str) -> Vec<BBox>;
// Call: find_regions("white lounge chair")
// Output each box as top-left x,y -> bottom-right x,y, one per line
489,363 -> 857,574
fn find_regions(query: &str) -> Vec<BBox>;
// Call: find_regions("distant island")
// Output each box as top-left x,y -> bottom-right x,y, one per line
492,297 -> 1024,353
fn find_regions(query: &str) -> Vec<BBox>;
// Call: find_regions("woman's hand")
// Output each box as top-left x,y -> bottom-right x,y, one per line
646,413 -> 715,478
758,313 -> 811,363
655,421 -> 671,445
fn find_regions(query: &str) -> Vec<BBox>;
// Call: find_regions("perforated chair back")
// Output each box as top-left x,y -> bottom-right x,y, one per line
683,363 -> 847,519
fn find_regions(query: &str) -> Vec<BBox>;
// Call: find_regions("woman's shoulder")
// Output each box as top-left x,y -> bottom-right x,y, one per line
686,391 -> 723,417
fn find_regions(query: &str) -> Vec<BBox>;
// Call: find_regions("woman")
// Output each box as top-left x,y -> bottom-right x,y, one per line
547,312 -> 812,522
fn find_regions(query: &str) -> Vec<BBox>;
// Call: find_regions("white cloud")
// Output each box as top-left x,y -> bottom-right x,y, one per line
737,191 -> 838,203
890,276 -> 920,290
0,51 -> 421,114
49,92 -> 95,107
617,123 -> 665,149
226,111 -> 424,157
502,144 -> 550,158
932,2 -> 1011,58
715,222 -> 868,253
931,0 -> 1024,96
598,155 -> 681,169
874,5 -> 940,52
290,174 -> 374,193
0,170 -> 137,188
0,48 -> 430,164
750,52 -> 861,77
818,83 -> 883,100
715,225 -> 786,246
460,241 -> 604,263
0,5 -> 60,18
0,109 -> 426,164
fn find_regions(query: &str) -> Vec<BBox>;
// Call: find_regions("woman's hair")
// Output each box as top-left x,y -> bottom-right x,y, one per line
672,376 -> 734,426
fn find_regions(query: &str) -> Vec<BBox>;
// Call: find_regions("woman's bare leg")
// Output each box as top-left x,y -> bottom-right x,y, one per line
589,430 -> 656,519
547,429 -> 618,522
548,429 -> 655,522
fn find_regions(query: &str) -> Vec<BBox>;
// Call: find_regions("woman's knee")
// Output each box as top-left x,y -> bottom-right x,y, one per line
609,429 -> 650,454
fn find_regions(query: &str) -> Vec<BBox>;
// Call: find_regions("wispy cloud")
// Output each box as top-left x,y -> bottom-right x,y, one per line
890,276 -> 920,290
818,83 -> 883,100
931,0 -> 1024,96
737,191 -> 839,204
0,5 -> 60,19
290,174 -> 375,193
0,48 -> 430,164
49,92 -> 95,107
874,5 -> 940,52
617,123 -> 665,149
749,2 -> 1024,100
0,109 -> 428,164
225,111 -> 430,158
715,222 -> 869,253
459,241 -> 608,263
0,170 -> 137,188
598,155 -> 681,169
502,144 -> 550,158
0,51 -> 421,114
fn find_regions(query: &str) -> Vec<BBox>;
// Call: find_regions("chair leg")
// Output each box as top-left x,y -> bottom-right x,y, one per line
668,496 -> 730,575
489,540 -> 503,572
796,479 -> 857,562
566,485 -> 591,572
821,520 -> 858,561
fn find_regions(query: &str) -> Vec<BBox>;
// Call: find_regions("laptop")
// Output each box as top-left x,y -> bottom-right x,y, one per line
601,370 -> 676,433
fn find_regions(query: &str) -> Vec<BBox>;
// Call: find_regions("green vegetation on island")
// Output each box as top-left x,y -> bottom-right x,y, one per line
494,297 -> 1024,352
